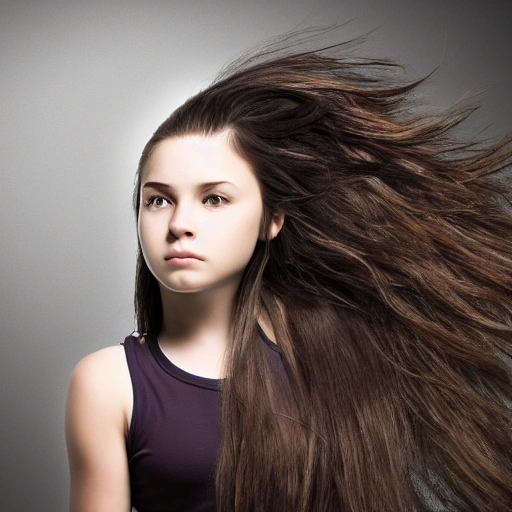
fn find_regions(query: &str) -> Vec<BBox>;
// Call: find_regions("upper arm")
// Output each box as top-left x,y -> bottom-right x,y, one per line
65,346 -> 132,512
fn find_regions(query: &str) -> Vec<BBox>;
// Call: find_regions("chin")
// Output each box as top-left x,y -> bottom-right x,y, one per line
160,282 -> 204,294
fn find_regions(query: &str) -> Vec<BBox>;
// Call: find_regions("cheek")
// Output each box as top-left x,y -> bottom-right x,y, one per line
137,214 -> 160,256
229,204 -> 263,240
137,215 -> 148,249
137,215 -> 144,245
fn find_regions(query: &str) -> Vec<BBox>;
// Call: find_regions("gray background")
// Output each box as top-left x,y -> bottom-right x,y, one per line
0,1 -> 510,510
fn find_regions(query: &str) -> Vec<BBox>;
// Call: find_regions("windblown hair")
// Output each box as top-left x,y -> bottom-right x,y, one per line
133,39 -> 512,511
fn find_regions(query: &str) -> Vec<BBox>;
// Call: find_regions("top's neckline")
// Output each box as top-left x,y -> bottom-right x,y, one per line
147,325 -> 279,391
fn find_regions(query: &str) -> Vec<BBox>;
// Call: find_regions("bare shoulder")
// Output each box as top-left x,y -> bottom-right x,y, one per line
67,345 -> 132,434
66,345 -> 132,511
71,345 -> 129,385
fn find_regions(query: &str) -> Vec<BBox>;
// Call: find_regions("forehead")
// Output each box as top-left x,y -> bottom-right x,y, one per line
142,132 -> 258,187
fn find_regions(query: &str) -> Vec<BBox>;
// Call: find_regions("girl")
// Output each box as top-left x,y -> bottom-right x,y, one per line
66,38 -> 512,511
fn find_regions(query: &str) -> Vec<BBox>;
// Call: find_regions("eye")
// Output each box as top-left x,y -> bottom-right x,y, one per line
145,196 -> 170,209
204,194 -> 227,206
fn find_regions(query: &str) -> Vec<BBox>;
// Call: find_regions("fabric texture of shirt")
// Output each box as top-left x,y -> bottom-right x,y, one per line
123,327 -> 283,512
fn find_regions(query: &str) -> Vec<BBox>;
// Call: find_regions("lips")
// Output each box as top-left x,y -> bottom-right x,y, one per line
164,250 -> 203,261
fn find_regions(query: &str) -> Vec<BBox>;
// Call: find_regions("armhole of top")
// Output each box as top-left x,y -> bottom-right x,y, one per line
121,337 -> 139,445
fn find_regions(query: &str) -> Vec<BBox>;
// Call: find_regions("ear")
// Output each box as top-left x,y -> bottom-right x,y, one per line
260,210 -> 285,241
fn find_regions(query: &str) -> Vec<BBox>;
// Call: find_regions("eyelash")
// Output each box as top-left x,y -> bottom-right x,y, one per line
203,194 -> 227,206
144,196 -> 170,208
144,194 -> 228,208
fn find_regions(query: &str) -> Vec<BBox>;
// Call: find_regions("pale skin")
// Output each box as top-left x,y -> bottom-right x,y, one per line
65,130 -> 284,511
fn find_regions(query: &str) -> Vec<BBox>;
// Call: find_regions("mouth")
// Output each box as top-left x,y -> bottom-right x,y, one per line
165,251 -> 202,260
164,251 -> 203,265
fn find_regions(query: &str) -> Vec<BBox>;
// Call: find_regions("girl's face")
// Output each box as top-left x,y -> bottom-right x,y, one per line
138,131 -> 281,295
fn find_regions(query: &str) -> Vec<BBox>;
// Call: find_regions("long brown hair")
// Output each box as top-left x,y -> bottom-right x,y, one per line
133,39 -> 512,511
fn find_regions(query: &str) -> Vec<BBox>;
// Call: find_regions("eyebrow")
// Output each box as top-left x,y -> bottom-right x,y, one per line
141,180 -> 239,192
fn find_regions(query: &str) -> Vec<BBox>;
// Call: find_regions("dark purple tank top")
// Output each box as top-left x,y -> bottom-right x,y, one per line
123,328 -> 283,512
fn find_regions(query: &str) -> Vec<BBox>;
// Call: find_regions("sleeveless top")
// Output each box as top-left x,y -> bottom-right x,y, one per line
123,328 -> 284,512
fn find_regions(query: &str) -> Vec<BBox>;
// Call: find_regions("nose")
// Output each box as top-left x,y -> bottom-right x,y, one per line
168,203 -> 195,239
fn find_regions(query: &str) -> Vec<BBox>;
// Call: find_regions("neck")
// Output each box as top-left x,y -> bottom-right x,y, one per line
161,285 -> 238,336
157,284 -> 239,378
